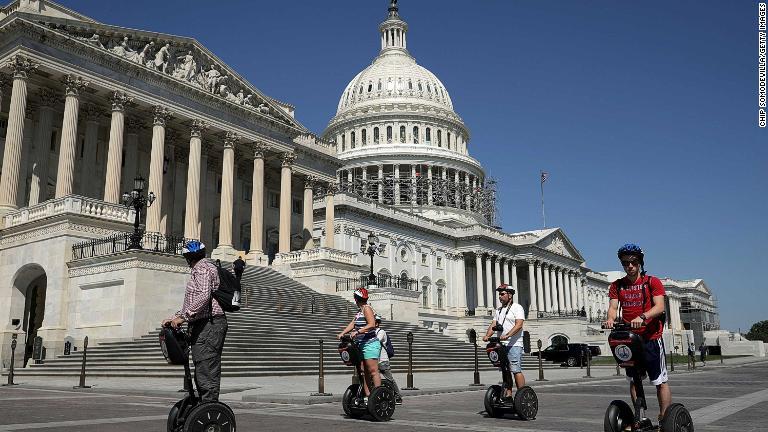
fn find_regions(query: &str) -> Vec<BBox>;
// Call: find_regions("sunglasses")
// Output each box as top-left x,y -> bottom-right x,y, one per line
621,260 -> 640,267
498,291 -> 510,296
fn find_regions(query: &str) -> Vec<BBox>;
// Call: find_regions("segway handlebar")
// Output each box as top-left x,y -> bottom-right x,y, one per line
602,322 -> 632,331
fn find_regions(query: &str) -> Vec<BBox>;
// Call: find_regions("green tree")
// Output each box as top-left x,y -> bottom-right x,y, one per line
745,320 -> 768,342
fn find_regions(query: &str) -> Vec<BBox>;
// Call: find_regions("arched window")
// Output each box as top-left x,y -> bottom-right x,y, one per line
387,78 -> 394,91
413,126 -> 419,144
386,126 -> 392,143
437,130 -> 442,147
447,132 -> 451,150
418,81 -> 423,92
367,82 -> 372,92
377,80 -> 382,91
396,77 -> 403,91
399,126 -> 406,143
374,127 -> 380,144
425,128 -> 431,143
408,79 -> 413,90
437,287 -> 444,309
341,134 -> 346,151
350,131 -> 356,148
361,129 -> 367,145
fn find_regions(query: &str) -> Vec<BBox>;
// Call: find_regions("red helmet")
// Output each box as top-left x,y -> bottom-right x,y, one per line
353,287 -> 368,300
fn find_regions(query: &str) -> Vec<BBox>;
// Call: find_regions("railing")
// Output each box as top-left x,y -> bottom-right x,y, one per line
335,274 -> 420,292
276,247 -> 358,265
537,309 -> 587,319
3,195 -> 135,229
72,232 -> 189,260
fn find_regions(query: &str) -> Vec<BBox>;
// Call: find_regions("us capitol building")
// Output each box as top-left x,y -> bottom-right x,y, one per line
0,0 -> 719,369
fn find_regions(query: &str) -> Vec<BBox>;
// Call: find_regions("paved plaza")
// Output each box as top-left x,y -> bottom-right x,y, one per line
1,358 -> 765,431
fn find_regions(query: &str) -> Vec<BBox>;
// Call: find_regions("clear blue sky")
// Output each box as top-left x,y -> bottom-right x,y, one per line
59,1 -> 766,332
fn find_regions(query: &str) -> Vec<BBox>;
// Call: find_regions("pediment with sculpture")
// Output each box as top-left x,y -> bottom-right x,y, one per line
539,230 -> 584,262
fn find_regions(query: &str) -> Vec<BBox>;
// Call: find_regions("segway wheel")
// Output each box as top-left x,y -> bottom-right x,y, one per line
342,384 -> 364,418
182,401 -> 236,432
484,385 -> 503,418
167,399 -> 184,432
513,386 -> 538,420
604,399 -> 634,432
661,403 -> 694,432
381,378 -> 397,397
368,385 -> 396,421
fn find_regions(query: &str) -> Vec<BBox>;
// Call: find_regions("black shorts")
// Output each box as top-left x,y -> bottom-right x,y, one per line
626,338 -> 668,386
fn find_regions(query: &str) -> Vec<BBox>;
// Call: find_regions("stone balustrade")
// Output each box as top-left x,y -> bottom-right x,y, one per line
3,195 -> 135,228
276,247 -> 358,265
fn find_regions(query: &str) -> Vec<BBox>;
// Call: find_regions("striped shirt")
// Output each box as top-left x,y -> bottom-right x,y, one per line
175,259 -> 223,322
353,305 -> 377,342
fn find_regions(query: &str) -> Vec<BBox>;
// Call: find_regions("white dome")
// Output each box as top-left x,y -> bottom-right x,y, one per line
336,50 -> 454,115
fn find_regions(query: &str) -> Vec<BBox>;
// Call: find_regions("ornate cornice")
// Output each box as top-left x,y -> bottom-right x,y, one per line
110,90 -> 134,112
152,105 -> 172,126
189,119 -> 209,138
223,131 -> 240,149
281,151 -> 296,168
61,74 -> 89,97
304,175 -> 318,189
252,142 -> 269,159
5,55 -> 38,79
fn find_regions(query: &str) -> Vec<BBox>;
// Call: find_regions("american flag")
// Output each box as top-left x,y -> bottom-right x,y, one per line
540,171 -> 549,184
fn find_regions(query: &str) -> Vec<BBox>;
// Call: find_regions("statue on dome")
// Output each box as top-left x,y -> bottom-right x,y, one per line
153,43 -> 171,73
173,50 -> 197,82
110,36 -> 136,60
136,41 -> 154,67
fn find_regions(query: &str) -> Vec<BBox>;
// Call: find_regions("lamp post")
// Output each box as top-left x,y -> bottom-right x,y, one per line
361,233 -> 386,289
121,176 -> 155,250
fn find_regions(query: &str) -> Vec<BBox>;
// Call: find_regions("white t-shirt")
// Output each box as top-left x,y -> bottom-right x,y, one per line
376,328 -> 389,363
493,302 -> 526,347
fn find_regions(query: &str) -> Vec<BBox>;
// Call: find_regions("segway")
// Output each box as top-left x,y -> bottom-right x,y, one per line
160,325 -> 236,432
483,335 -> 538,420
604,322 -> 693,432
338,335 -> 396,421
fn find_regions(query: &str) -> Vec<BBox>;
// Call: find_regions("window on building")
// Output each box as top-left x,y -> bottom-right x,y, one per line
377,80 -> 382,91
399,125 -> 406,143
367,83 -> 372,92
421,253 -> 427,265
408,79 -> 413,90
437,130 -> 442,147
351,131 -> 355,147
413,126 -> 419,144
341,134 -> 346,151
418,81 -> 423,92
437,287 -> 444,309
447,132 -> 451,150
292,198 -> 302,214
374,127 -> 380,144
421,284 -> 429,308
268,191 -> 279,208
425,128 -> 431,143
386,126 -> 392,143
361,129 -> 367,145
436,256 -> 442,268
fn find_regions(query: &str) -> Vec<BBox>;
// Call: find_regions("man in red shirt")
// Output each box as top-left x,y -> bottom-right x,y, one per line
605,243 -> 671,420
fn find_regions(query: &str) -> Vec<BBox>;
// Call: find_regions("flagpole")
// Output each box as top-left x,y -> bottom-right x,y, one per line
540,171 -> 546,228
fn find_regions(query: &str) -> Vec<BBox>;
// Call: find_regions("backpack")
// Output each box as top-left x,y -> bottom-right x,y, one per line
212,259 -> 241,312
378,329 -> 395,358
616,274 -> 666,327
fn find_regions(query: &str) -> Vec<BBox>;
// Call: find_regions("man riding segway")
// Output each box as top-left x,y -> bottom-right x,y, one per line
604,243 -> 692,431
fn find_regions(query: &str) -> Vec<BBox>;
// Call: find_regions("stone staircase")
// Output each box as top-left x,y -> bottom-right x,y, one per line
12,265 -> 561,377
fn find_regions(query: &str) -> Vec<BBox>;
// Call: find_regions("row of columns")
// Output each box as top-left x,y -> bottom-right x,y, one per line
474,253 -> 521,311
527,259 -> 583,315
0,55 -> 337,257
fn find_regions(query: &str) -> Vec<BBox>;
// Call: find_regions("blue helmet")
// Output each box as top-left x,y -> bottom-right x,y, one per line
617,243 -> 644,265
182,240 -> 206,256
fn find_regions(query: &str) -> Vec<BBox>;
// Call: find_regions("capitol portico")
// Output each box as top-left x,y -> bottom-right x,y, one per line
0,0 -> 715,370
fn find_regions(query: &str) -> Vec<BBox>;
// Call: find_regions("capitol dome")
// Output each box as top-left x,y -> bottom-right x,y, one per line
322,1 -> 496,228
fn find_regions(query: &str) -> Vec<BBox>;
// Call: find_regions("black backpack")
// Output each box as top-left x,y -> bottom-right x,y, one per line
212,259 -> 241,312
377,329 -> 395,358
616,274 -> 666,327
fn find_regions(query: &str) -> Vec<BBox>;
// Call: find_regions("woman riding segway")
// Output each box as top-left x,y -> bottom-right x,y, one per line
337,287 -> 395,421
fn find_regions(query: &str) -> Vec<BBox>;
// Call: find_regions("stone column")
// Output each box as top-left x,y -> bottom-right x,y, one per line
441,167 -> 448,205
510,260 -> 519,304
393,164 -> 400,205
103,91 -> 133,203
377,164 -> 383,203
216,132 -> 238,252
494,256 -> 502,288
0,57 -> 37,214
121,118 -> 143,194
541,263 -> 553,312
199,144 -> 211,242
28,89 -> 58,206
278,152 -> 296,253
172,147 -> 187,236
502,258 -> 510,285
303,176 -> 316,249
146,106 -> 171,232
465,174 -> 471,210
79,104 -> 101,198
455,253 -> 467,312
324,183 -> 336,248
427,166 -> 433,205
247,143 -> 267,258
485,254 -> 494,309
183,120 -> 207,239
535,260 -> 546,314
569,272 -> 577,311
53,74 -> 88,198
563,270 -> 572,312
454,170 -> 460,208
475,252 -> 484,310
547,264 -> 556,312
556,267 -> 565,312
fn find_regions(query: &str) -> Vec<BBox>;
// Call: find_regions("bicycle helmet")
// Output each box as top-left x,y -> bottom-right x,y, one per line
353,287 -> 369,301
182,240 -> 206,262
617,243 -> 643,263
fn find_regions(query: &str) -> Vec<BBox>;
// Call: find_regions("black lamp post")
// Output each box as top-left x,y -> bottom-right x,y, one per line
121,176 -> 155,250
361,233 -> 385,289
